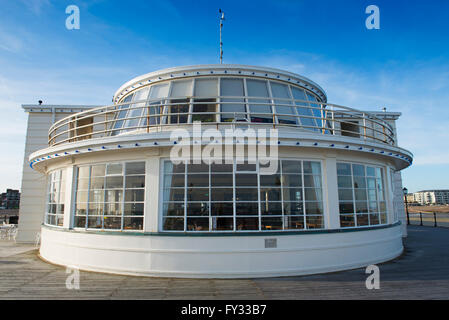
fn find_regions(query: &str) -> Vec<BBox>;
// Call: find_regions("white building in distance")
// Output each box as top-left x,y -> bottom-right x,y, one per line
413,190 -> 449,205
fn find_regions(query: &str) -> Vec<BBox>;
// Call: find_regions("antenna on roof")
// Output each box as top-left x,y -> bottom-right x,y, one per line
219,9 -> 225,64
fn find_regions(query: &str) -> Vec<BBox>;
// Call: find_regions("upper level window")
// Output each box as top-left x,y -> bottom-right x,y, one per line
220,78 -> 246,122
145,83 -> 169,126
193,78 -> 218,122
337,162 -> 386,227
45,169 -> 66,227
246,79 -> 272,123
270,82 -> 296,125
112,77 -> 324,131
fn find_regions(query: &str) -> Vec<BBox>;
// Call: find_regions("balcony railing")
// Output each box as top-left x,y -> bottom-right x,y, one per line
48,96 -> 396,147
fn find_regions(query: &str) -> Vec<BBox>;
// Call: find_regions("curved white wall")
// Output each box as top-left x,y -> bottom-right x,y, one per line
40,224 -> 403,278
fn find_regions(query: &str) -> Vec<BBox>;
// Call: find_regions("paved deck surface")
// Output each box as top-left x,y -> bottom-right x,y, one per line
0,225 -> 448,300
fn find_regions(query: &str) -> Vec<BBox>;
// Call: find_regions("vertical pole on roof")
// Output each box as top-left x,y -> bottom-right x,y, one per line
219,9 -> 225,64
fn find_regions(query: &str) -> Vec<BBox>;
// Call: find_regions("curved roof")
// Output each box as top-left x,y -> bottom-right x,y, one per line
113,64 -> 327,103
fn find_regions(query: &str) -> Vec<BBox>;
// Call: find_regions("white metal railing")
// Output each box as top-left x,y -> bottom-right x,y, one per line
48,96 -> 396,146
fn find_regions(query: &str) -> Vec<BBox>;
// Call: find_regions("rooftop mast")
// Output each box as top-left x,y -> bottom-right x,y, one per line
219,9 -> 225,64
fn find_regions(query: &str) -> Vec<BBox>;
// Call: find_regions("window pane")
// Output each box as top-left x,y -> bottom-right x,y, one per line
261,217 -> 283,230
211,217 -> 233,231
164,188 -> 184,202
283,202 -> 303,215
236,217 -> 259,230
306,216 -> 323,229
260,174 -> 281,187
303,161 -> 321,174
337,163 -> 351,175
304,188 -> 322,201
260,202 -> 282,215
282,160 -> 301,174
338,176 -> 352,188
104,202 -> 122,216
339,202 -> 354,214
170,80 -> 193,97
356,214 -> 369,226
282,188 -> 302,202
352,164 -> 365,176
270,82 -> 291,99
338,189 -> 353,201
187,174 -> 209,187
282,174 -> 302,188
210,174 -> 233,187
124,203 -> 144,216
305,202 -> 323,215
104,217 -> 121,229
126,162 -> 145,175
285,216 -> 304,229
187,218 -> 209,231
260,188 -> 282,202
91,164 -> 106,177
105,176 -> 123,189
211,188 -> 233,201
163,217 -> 184,231
107,163 -> 122,175
124,217 -> 142,231
78,166 -> 90,179
211,203 -> 233,216
187,202 -> 209,216
235,174 -> 257,186
188,163 -> 209,173
163,202 -> 184,216
125,189 -> 144,202
340,215 -> 355,227
195,78 -> 218,97
125,175 -> 145,188
164,174 -> 185,188
235,188 -> 258,201
355,201 -> 368,213
220,78 -> 245,121
149,83 -> 169,99
236,202 -> 258,216
187,188 -> 209,201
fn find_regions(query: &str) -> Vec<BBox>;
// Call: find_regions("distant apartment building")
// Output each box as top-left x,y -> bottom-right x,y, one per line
413,190 -> 449,205
0,189 -> 21,209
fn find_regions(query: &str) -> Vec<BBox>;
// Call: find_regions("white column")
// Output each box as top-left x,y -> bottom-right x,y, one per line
63,165 -> 75,229
144,157 -> 160,232
323,156 -> 340,229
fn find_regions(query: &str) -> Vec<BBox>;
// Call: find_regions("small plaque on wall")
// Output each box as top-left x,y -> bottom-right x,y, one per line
265,238 -> 277,248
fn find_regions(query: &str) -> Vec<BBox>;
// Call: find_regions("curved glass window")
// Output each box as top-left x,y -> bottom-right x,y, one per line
270,82 -> 296,125
247,79 -> 272,123
113,77 -> 324,132
161,159 -> 324,232
337,162 -> 386,227
74,161 -> 145,231
122,87 -> 149,132
220,78 -> 246,122
193,78 -> 218,122
111,94 -> 134,136
45,169 -> 66,226
145,83 -> 169,126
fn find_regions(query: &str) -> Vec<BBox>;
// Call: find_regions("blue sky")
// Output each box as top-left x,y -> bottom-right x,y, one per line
0,0 -> 448,193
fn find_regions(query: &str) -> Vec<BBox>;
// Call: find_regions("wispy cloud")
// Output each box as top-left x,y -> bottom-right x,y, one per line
18,0 -> 51,16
